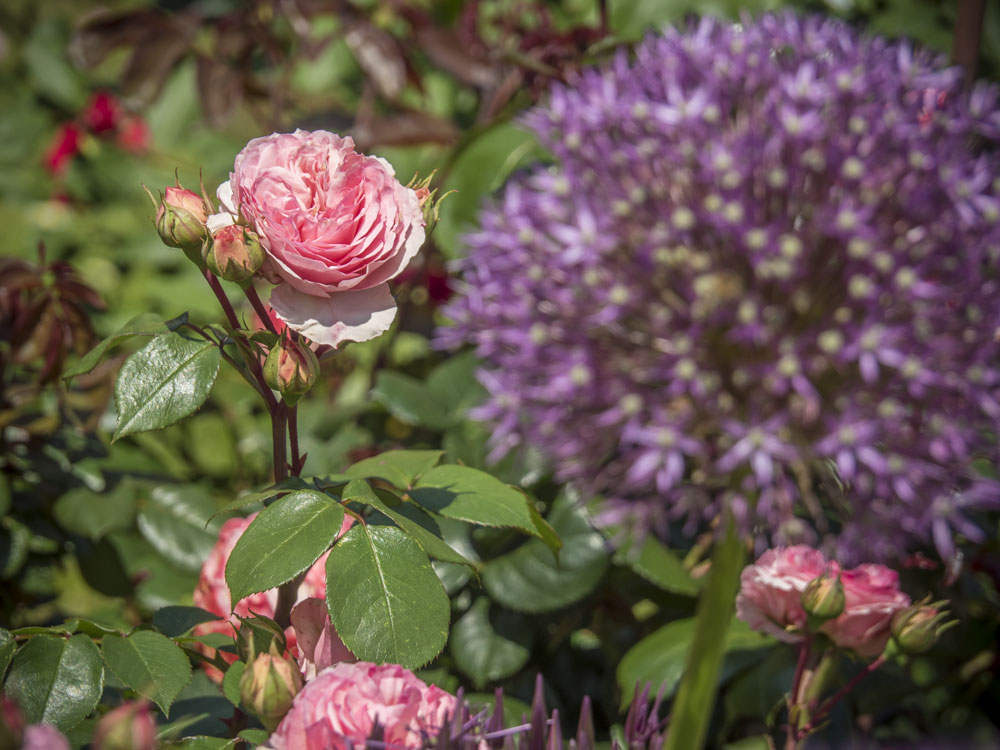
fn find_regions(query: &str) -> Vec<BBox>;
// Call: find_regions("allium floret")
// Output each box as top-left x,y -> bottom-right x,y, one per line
439,13 -> 1000,560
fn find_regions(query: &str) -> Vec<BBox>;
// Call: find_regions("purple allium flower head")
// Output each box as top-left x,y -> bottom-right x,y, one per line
437,13 -> 1000,561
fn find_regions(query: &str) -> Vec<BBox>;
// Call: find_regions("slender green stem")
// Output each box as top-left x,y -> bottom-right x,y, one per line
664,521 -> 746,750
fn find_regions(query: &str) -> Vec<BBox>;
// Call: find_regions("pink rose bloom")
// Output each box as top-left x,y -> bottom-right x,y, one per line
290,598 -> 356,680
193,513 -> 350,680
209,129 -> 425,347
735,545 -> 830,642
820,563 -> 911,658
22,724 -> 70,750
263,662 -> 456,750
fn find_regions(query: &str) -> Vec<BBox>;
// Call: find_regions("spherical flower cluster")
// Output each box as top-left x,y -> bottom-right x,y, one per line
737,546 -> 910,657
262,661 -> 457,750
208,129 -> 425,347
193,514 -> 331,679
439,13 -> 1000,559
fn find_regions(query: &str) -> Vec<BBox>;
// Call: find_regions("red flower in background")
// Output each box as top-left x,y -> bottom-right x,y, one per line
43,90 -> 149,177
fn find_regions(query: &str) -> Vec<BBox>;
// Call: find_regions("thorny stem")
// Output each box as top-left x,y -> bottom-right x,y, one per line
794,654 -> 888,743
288,404 -> 304,475
204,270 -> 242,331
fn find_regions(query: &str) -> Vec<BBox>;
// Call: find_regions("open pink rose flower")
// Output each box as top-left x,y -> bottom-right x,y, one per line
263,661 -> 456,750
208,129 -> 425,347
735,545 -> 830,643
193,513 -> 351,681
820,563 -> 911,658
737,546 -> 910,658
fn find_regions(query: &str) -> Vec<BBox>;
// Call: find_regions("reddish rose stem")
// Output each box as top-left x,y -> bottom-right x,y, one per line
785,636 -> 814,750
244,284 -> 279,336
795,654 -> 887,743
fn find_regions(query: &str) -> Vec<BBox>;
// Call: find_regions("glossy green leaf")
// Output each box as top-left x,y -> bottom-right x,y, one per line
63,312 -> 167,379
209,477 -> 313,521
102,630 -> 193,713
239,728 -> 270,745
0,628 -> 14,678
451,597 -> 531,688
372,372 -> 452,429
222,661 -> 245,707
226,491 -> 345,606
481,496 -> 607,613
168,737 -> 238,750
154,606 -> 222,638
411,465 -> 538,535
5,634 -> 104,730
617,616 -> 770,706
343,450 -> 444,488
613,536 -> 700,597
325,525 -> 449,669
342,480 -> 476,569
137,486 -> 223,572
113,332 -> 220,441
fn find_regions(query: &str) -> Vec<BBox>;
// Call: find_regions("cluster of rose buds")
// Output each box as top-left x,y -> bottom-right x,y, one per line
737,546 -> 955,658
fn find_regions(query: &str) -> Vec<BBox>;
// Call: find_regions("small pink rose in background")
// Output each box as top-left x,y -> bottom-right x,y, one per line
209,129 -> 425,347
290,598 -> 356,680
821,563 -> 911,658
263,661 -> 456,750
21,724 -> 71,750
192,512 -> 351,681
736,545 -> 830,642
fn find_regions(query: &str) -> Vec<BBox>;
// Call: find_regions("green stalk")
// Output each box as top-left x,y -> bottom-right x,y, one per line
664,522 -> 746,750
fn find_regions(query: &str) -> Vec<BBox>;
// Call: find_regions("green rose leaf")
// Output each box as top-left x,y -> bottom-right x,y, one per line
342,450 -> 444,488
326,525 -> 449,669
451,597 -> 532,688
0,628 -> 15,678
153,606 -> 222,637
481,495 -> 607,613
617,618 -> 771,706
5,634 -> 104,730
209,477 -> 313,521
137,485 -> 223,573
63,312 -> 168,379
372,372 -> 453,430
613,536 -> 700,597
410,465 -> 539,536
113,331 -> 220,441
342,479 -> 476,569
222,661 -> 245,707
102,630 -> 193,713
225,490 -> 345,607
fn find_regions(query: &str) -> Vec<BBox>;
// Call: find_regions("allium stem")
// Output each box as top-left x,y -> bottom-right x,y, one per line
664,521 -> 746,750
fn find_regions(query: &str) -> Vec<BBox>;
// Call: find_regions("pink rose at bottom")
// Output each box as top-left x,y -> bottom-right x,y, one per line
735,545 -> 830,642
192,513 -> 349,681
820,564 -> 911,658
22,724 -> 71,750
263,662 -> 457,750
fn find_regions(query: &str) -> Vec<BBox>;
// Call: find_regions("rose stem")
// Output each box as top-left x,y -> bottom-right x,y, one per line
785,636 -> 814,750
244,284 -> 279,336
288,404 -> 304,476
795,654 -> 887,742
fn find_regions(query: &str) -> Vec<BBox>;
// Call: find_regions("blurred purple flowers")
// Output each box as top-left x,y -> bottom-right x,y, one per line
438,13 -> 1000,560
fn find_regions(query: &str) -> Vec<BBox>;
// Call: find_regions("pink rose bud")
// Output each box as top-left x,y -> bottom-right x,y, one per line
21,724 -> 71,750
145,184 -> 208,254
890,598 -> 957,654
236,613 -> 288,663
801,569 -> 846,626
92,701 -> 157,750
819,563 -> 911,658
205,224 -> 264,283
240,646 -> 304,732
263,337 -> 320,405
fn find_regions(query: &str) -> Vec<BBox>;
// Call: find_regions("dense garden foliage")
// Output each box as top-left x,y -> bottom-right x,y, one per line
1,1 -> 999,749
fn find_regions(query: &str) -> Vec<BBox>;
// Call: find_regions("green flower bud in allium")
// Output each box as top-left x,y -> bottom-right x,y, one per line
239,647 -> 304,732
264,337 -> 320,404
801,569 -> 845,628
93,701 -> 158,750
235,613 -> 287,663
145,184 -> 208,256
205,225 -> 264,283
890,598 -> 957,654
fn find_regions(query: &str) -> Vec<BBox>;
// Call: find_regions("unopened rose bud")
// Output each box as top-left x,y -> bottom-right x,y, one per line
235,613 -> 287,663
802,570 -> 845,627
145,184 -> 208,256
240,646 -> 303,732
92,700 -> 157,750
205,225 -> 264,283
263,337 -> 320,405
1,695 -> 24,747
890,598 -> 957,654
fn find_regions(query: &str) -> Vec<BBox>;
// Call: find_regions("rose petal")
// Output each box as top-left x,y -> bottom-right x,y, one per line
207,212 -> 236,235
269,283 -> 397,348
